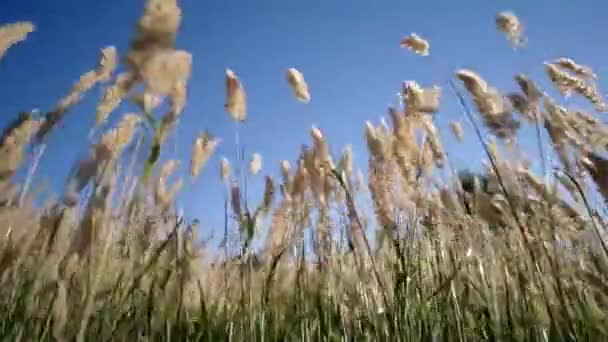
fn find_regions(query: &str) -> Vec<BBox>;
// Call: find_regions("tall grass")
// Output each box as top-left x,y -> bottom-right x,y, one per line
1,2 -> 608,340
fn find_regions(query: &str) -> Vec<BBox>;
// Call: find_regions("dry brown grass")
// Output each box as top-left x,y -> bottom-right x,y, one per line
0,2 -> 608,340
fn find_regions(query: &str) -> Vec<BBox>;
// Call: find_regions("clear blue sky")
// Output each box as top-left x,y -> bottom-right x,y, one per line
1,0 -> 607,240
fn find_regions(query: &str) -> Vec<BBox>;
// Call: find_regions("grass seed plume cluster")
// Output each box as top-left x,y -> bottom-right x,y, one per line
2,1 -> 608,340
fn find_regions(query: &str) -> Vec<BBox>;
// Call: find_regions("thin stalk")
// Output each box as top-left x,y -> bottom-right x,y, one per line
19,144 -> 46,207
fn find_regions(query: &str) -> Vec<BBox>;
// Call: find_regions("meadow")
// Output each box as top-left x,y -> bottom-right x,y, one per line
1,1 -> 608,340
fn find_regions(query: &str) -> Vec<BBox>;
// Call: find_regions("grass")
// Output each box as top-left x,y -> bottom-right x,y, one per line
1,1 -> 608,340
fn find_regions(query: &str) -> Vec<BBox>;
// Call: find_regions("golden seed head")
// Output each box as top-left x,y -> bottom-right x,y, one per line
191,131 -> 220,178
140,49 -> 192,96
249,153 -> 263,175
450,121 -> 464,142
138,0 -> 182,41
400,33 -> 430,56
225,68 -> 247,122
456,69 -> 488,96
403,81 -> 441,113
310,125 -> 324,143
0,22 -> 35,59
286,68 -> 311,103
553,57 -> 597,80
515,74 -> 543,103
338,145 -> 353,175
96,72 -> 135,125
496,11 -> 524,46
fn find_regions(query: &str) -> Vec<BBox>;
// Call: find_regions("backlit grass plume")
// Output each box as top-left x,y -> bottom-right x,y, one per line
286,68 -> 311,103
2,3 -> 608,341
0,21 -> 34,59
400,33 -> 429,56
191,131 -> 220,179
225,68 -> 247,122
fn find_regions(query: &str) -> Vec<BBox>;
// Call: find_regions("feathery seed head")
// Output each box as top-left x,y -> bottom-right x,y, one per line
191,131 -> 220,178
249,153 -> 263,175
286,68 -> 311,103
96,72 -> 136,125
225,68 -> 247,122
0,22 -> 35,59
140,49 -> 192,96
403,81 -> 441,113
456,69 -> 488,96
450,121 -> 464,142
553,57 -> 597,80
496,11 -> 524,47
220,157 -> 231,181
338,145 -> 353,175
400,33 -> 429,56
138,0 -> 182,42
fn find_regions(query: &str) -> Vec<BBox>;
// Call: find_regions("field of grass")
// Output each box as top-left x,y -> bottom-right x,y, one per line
2,1 -> 608,341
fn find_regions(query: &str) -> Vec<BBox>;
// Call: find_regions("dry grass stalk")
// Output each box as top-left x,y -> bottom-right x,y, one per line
35,46 -> 119,139
220,157 -> 231,181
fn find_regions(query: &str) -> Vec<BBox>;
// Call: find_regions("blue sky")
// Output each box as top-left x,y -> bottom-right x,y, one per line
1,0 -> 607,241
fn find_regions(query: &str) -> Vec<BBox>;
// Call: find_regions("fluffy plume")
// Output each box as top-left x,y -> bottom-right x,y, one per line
155,160 -> 183,210
0,22 -> 34,59
191,131 -> 220,178
456,69 -> 520,139
249,153 -> 263,175
95,73 -> 136,126
286,68 -> 311,103
225,69 -> 247,122
402,81 -> 441,114
338,145 -> 353,175
140,49 -> 192,96
450,121 -> 464,142
0,112 -> 42,181
545,62 -> 607,111
496,11 -> 525,47
400,33 -> 429,56
553,57 -> 597,80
